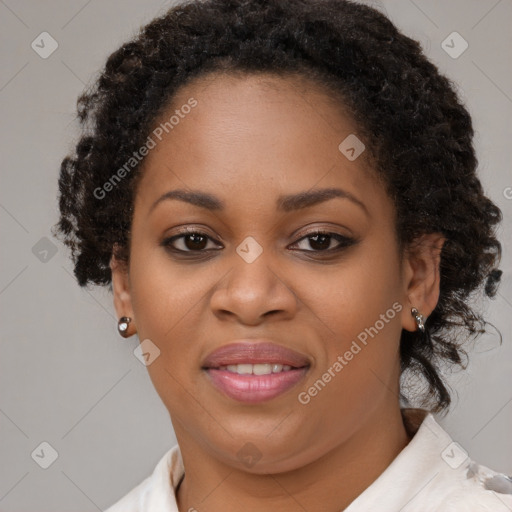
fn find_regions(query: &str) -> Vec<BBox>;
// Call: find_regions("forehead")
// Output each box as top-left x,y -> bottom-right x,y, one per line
133,71 -> 388,218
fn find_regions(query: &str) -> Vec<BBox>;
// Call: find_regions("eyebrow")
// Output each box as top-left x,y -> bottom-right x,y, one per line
148,187 -> 368,216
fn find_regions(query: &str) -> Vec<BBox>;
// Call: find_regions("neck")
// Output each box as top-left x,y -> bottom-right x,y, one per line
175,405 -> 411,512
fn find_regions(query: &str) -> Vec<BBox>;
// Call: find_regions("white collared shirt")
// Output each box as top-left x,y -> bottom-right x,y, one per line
105,409 -> 512,511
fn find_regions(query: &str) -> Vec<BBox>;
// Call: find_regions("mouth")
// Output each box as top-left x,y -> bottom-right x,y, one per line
202,341 -> 311,403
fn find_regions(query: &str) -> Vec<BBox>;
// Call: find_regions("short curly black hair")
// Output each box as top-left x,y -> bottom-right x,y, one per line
52,0 -> 503,414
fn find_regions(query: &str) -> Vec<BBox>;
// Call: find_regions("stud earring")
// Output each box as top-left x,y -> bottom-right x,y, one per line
117,316 -> 132,338
411,307 -> 425,333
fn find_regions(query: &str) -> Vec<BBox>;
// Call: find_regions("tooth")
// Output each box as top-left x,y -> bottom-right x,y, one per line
237,364 -> 253,375
227,365 -> 238,372
252,363 -> 272,375
282,365 -> 292,371
272,364 -> 283,373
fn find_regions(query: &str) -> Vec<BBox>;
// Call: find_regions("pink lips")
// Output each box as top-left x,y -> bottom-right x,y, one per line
202,341 -> 310,403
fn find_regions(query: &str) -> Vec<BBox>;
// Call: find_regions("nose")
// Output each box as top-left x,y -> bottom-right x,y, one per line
209,247 -> 298,326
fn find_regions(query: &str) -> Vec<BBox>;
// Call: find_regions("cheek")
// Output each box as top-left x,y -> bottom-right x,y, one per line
305,245 -> 402,346
128,249 -> 203,412
129,243 -> 198,338
299,238 -> 403,404
128,245 -> 206,379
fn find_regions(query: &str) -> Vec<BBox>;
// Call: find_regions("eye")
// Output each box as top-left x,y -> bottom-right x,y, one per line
289,230 -> 357,253
162,229 -> 222,253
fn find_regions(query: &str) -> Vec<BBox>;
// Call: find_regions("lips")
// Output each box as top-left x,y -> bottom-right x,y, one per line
201,341 -> 310,369
202,341 -> 311,403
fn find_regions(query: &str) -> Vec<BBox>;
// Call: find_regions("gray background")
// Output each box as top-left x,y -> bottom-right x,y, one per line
1,0 -> 511,510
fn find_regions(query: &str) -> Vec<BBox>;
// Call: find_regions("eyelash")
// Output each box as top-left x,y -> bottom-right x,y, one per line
161,227 -> 358,257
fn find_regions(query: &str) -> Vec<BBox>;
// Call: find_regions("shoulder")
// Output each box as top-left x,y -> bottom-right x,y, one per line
104,444 -> 183,512
433,459 -> 512,511
345,409 -> 512,512
402,410 -> 512,512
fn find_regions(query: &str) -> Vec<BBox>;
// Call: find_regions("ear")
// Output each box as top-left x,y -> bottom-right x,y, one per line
400,233 -> 445,333
110,244 -> 136,337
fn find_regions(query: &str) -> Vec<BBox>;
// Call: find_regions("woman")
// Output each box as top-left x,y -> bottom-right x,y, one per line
52,0 -> 512,510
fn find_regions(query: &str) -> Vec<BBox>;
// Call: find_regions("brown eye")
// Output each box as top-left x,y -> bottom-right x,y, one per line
306,233 -> 333,251
181,233 -> 208,251
290,231 -> 356,253
163,231 -> 221,253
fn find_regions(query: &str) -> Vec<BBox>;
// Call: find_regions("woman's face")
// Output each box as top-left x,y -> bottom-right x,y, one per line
111,72 -> 437,473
